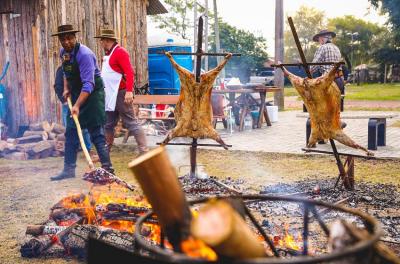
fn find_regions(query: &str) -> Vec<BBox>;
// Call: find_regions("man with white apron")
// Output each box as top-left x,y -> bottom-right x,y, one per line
95,29 -> 148,155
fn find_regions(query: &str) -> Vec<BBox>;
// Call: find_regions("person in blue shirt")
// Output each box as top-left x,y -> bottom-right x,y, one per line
51,25 -> 113,181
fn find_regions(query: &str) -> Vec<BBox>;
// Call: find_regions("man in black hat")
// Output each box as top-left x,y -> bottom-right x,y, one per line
311,29 -> 346,132
311,29 -> 345,94
51,24 -> 114,181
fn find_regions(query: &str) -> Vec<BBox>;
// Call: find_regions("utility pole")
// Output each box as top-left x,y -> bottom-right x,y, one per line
274,0 -> 284,110
204,0 -> 209,71
213,0 -> 224,79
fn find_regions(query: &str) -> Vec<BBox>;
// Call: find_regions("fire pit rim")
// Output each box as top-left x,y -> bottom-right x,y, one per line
134,194 -> 382,264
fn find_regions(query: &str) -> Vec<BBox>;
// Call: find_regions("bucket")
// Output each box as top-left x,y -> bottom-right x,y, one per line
266,106 -> 278,122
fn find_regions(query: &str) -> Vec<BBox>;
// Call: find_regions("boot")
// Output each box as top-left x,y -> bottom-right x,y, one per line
102,165 -> 115,175
105,131 -> 115,153
133,129 -> 149,155
51,165 -> 76,181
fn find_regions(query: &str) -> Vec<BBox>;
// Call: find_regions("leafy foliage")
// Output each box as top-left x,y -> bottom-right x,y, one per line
327,16 -> 385,67
284,6 -> 326,62
150,0 -> 196,40
208,21 -> 269,82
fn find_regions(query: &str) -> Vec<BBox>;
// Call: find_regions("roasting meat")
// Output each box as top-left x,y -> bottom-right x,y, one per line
162,52 -> 232,149
281,63 -> 373,156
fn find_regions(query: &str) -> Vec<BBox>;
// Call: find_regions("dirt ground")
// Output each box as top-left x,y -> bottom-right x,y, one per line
0,146 -> 399,263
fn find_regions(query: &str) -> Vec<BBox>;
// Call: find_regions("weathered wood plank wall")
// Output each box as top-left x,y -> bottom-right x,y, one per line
0,0 -> 150,134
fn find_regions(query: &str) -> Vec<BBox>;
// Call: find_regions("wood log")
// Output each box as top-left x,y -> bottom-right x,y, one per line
128,146 -> 192,251
55,141 -> 65,153
0,140 -> 8,152
28,122 -> 54,133
29,123 -> 45,131
32,141 -> 54,154
191,199 -> 266,259
15,135 -> 43,144
26,225 -> 67,236
52,123 -> 66,134
3,151 -> 28,160
15,142 -> 37,153
56,133 -> 65,142
48,132 -> 56,140
22,130 -> 48,140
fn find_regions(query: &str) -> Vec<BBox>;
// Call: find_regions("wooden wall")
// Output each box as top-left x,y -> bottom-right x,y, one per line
0,0 -> 149,135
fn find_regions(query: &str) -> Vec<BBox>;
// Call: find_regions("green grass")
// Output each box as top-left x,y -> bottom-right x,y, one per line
283,83 -> 400,101
344,83 -> 400,101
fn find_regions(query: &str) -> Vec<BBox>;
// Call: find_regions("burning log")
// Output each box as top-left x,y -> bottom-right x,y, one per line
20,218 -> 82,258
129,147 -> 192,251
26,225 -> 68,236
191,199 -> 267,259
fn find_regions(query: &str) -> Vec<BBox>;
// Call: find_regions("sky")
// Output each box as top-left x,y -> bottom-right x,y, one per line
148,0 -> 388,55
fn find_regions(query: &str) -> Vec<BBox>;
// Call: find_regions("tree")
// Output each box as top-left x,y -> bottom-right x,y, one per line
150,0 -> 196,40
327,16 -> 385,68
369,0 -> 400,64
284,6 -> 326,62
208,20 -> 269,82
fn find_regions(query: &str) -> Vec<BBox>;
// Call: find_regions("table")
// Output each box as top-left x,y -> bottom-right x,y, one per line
131,85 -> 282,132
213,85 -> 281,131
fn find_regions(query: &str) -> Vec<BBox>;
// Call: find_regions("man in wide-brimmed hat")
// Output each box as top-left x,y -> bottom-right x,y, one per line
94,28 -> 148,155
311,29 -> 347,132
51,24 -> 114,180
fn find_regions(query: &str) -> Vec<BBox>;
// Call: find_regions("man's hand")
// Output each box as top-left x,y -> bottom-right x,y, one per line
63,89 -> 70,100
124,91 -> 134,104
71,105 -> 80,117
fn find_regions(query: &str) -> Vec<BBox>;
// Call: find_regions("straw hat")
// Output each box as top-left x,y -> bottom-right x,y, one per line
312,29 -> 336,42
52,24 -> 80,37
94,28 -> 118,40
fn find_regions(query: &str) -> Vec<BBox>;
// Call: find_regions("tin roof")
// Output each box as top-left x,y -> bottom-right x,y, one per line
147,0 -> 168,15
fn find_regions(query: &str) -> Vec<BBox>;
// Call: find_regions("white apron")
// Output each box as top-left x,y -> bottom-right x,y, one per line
101,45 -> 122,111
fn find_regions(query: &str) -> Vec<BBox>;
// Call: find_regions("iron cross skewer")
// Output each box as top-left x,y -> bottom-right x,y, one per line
158,16 -> 240,178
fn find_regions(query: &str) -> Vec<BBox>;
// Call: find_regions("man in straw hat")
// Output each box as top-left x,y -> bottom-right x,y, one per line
311,29 -> 345,94
95,28 -> 148,155
311,29 -> 347,136
51,24 -> 114,181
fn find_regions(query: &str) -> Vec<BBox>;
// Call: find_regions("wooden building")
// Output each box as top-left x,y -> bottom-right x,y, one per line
0,0 -> 167,135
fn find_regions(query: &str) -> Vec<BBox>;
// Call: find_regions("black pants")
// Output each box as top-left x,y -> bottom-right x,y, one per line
64,126 -> 112,169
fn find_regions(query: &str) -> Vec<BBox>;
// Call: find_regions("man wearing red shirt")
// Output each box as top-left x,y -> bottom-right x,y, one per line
95,29 -> 148,155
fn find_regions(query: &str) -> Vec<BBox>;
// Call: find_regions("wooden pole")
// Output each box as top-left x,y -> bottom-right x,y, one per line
193,1 -> 197,57
204,0 -> 209,71
213,0 -> 224,80
128,147 -> 192,251
274,0 -> 285,110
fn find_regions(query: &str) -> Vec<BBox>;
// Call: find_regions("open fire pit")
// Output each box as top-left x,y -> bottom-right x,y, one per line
129,194 -> 384,264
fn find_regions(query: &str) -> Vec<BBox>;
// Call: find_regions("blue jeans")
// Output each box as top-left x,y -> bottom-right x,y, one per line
62,104 -> 91,151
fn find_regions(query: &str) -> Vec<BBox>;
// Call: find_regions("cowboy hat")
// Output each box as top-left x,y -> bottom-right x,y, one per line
94,28 -> 118,40
52,24 -> 80,37
312,29 -> 336,42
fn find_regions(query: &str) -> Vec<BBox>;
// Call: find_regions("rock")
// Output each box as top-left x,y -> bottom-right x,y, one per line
0,140 -> 8,152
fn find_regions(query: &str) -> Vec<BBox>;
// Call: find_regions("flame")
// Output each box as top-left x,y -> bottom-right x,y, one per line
181,237 -> 217,261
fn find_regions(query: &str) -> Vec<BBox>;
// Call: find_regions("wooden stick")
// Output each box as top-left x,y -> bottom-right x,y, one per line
191,199 -> 266,259
128,147 -> 192,250
67,97 -> 94,170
